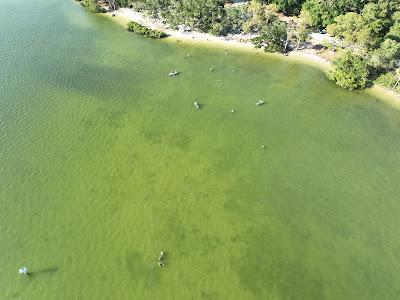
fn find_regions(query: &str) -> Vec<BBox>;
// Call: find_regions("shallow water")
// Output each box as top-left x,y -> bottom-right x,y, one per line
1,0 -> 400,299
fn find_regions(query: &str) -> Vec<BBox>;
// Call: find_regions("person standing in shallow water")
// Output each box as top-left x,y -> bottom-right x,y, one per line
158,251 -> 166,267
18,267 -> 30,276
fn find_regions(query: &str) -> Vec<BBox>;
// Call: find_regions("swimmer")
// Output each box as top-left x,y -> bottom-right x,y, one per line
18,267 -> 30,276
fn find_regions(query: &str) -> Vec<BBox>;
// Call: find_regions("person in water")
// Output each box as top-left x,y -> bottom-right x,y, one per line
18,267 -> 30,276
158,251 -> 166,267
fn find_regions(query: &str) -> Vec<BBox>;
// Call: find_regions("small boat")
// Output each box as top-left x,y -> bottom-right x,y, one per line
256,100 -> 265,106
194,102 -> 201,109
168,70 -> 179,76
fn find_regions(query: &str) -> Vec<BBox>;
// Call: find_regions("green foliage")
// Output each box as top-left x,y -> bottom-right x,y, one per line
162,0 -> 227,34
326,13 -> 364,44
369,39 -> 400,69
78,0 -> 106,13
139,0 -> 171,18
292,20 -> 311,49
225,5 -> 249,34
127,21 -> 167,38
323,0 -> 400,44
386,12 -> 400,42
328,52 -> 369,90
252,20 -> 287,52
359,2 -> 394,48
387,22 -> 400,41
266,0 -> 305,15
115,0 -> 131,7
301,0 -> 376,28
243,0 -> 271,33
324,0 -> 400,92
374,70 -> 400,92
301,0 -> 337,28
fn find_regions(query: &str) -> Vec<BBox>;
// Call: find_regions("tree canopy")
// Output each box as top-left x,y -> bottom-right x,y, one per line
328,52 -> 369,90
325,0 -> 400,89
252,19 -> 287,52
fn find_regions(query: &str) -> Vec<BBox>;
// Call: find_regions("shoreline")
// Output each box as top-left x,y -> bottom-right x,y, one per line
104,7 -> 399,102
106,8 -> 330,67
106,8 -> 256,49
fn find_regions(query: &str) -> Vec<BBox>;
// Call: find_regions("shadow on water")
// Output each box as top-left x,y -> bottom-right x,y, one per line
125,251 -> 160,287
33,267 -> 59,275
7,267 -> 59,299
26,267 -> 59,278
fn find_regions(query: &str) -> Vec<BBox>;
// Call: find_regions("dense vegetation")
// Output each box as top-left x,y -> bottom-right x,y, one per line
127,21 -> 167,38
327,52 -> 369,90
85,0 -> 400,92
76,0 -> 105,13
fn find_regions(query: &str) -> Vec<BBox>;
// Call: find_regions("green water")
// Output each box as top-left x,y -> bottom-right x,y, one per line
1,1 -> 400,299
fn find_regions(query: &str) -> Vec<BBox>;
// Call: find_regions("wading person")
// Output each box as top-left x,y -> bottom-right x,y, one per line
18,267 -> 30,276
158,251 -> 166,267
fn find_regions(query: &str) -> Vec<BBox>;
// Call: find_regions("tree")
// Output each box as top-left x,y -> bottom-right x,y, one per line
301,0 -> 343,28
370,39 -> 400,69
252,19 -> 288,52
115,0 -> 130,7
225,5 -> 249,34
326,12 -> 364,45
393,69 -> 400,91
328,52 -> 369,90
266,0 -> 305,15
387,12 -> 400,42
169,0 -> 227,34
301,0 -> 377,28
282,20 -> 310,51
387,22 -> 400,41
80,0 -> 106,13
294,20 -> 311,49
243,0 -> 270,33
284,20 -> 297,52
326,1 -> 400,50
358,2 -> 392,48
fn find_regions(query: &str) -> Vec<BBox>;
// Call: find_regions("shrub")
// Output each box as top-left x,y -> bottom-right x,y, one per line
127,21 -> 167,38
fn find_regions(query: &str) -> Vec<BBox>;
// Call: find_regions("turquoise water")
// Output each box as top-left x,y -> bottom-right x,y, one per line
1,0 -> 400,299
